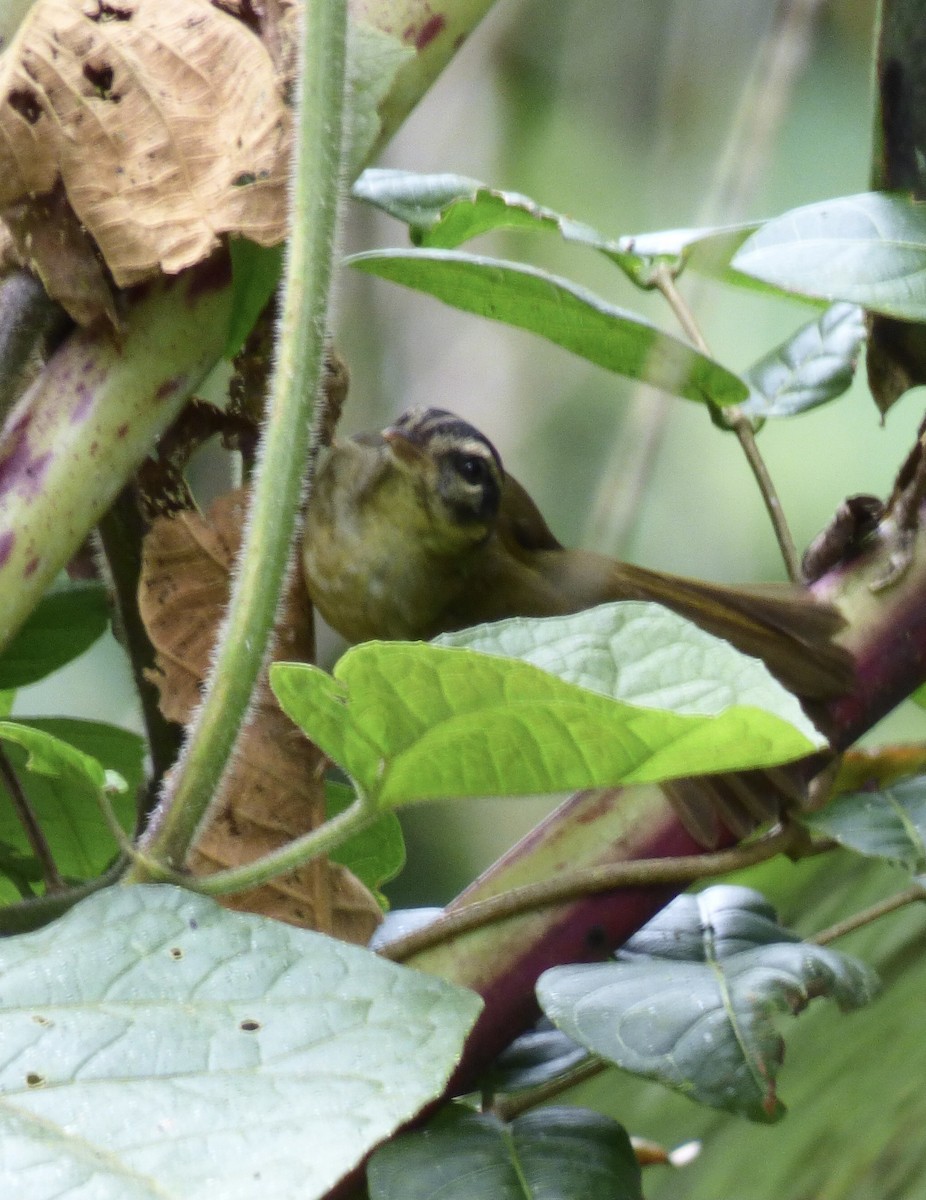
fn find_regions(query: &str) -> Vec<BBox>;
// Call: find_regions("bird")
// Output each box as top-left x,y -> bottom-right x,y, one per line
302,406 -> 852,842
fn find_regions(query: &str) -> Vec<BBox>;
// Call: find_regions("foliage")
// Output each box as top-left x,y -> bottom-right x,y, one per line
0,2 -> 921,1200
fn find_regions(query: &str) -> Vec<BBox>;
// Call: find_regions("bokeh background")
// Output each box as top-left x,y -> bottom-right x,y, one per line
23,4 -> 926,1195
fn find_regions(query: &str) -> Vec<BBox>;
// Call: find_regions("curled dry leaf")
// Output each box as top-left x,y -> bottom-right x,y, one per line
139,488 -> 381,943
0,0 -> 291,313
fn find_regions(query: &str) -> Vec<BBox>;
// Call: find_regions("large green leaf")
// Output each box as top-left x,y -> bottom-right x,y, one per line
346,249 -> 748,406
367,1106 -> 642,1200
733,192 -> 926,318
271,604 -> 824,810
0,884 -> 482,1200
0,584 -> 109,689
537,885 -> 879,1122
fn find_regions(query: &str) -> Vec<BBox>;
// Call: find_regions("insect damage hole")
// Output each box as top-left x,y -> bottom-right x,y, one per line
83,62 -> 119,101
8,90 -> 42,124
239,1018 -> 261,1033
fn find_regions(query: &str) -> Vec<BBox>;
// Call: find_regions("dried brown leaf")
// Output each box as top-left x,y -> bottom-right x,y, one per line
3,182 -> 118,326
0,0 -> 290,290
140,487 -> 380,943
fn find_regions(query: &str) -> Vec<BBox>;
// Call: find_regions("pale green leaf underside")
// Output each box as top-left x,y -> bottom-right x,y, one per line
733,192 -> 926,319
741,302 -> 865,418
0,885 -> 481,1200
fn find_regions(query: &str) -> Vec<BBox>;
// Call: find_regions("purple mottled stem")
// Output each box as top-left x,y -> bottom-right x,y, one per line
0,259 -> 232,648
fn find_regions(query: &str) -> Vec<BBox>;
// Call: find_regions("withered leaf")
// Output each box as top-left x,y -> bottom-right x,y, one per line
0,0 -> 291,290
140,488 -> 381,943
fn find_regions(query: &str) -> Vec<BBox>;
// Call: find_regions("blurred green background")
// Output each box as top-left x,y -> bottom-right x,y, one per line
21,5 -> 926,1195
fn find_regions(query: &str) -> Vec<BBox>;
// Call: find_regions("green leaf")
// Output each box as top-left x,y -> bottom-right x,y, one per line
271,604 -> 824,810
740,303 -> 866,418
352,167 -> 638,265
351,169 -> 756,289
488,1023 -> 590,1094
0,884 -> 482,1200
226,238 -> 284,357
0,719 -> 140,884
0,584 -> 109,689
346,249 -> 748,406
733,192 -> 926,318
344,24 -> 415,176
367,1106 -> 643,1200
537,885 -> 879,1122
803,775 -> 926,875
614,222 -> 760,287
435,602 -> 819,727
325,779 -> 405,903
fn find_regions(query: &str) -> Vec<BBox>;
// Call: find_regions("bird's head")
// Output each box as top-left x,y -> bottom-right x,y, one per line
380,407 -> 504,544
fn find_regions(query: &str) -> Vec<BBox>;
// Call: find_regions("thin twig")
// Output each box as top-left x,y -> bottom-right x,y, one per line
584,0 -> 824,562
811,884 -> 926,946
0,744 -> 65,893
381,826 -> 802,963
490,1057 -> 608,1123
652,264 -> 802,581
96,487 -> 183,816
725,411 -> 803,581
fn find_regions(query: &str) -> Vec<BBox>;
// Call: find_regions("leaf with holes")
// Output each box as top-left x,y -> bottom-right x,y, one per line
0,885 -> 481,1200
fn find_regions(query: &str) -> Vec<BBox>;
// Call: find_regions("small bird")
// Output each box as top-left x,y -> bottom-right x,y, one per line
302,407 -> 852,840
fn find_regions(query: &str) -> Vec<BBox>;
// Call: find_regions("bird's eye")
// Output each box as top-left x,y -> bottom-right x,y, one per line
455,454 -> 490,486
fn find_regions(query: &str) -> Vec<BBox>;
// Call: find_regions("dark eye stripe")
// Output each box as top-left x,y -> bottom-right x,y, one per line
391,408 -> 503,475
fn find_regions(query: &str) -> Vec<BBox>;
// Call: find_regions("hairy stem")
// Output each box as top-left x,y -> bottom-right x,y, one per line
133,0 -> 349,872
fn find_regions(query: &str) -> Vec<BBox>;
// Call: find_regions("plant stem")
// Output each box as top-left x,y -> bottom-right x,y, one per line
132,0 -> 349,872
811,884 -> 926,946
381,827 -> 801,963
0,744 -> 65,893
489,1057 -> 608,1123
0,270 -> 67,421
157,799 -> 377,896
96,487 -> 182,812
653,264 -> 802,582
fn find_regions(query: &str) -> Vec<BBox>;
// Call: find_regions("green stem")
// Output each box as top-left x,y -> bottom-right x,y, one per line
382,827 -> 801,963
133,0 -> 349,872
155,799 -> 377,897
811,884 -> 926,946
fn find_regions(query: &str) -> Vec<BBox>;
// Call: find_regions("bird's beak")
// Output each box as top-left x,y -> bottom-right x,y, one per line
382,425 -> 426,466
